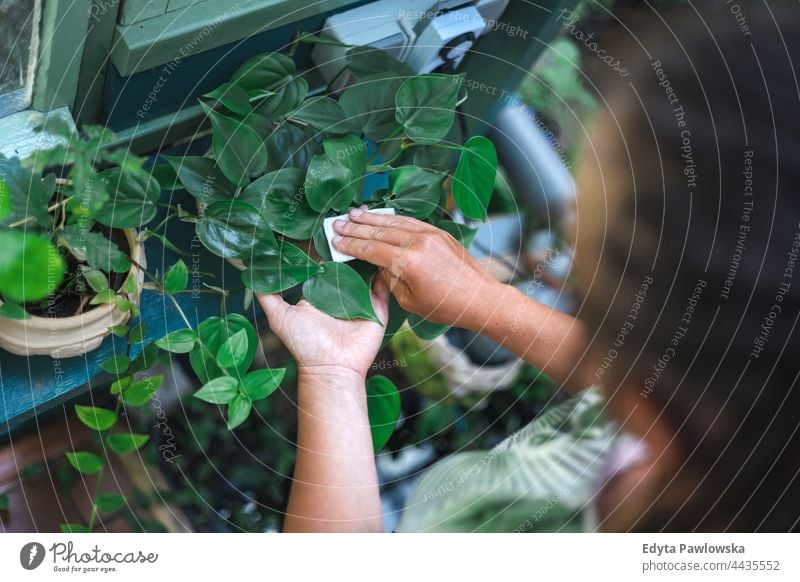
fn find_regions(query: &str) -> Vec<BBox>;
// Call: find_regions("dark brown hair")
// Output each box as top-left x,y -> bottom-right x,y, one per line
580,1 -> 800,531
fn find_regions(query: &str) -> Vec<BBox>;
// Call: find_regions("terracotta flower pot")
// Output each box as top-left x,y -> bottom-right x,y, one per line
0,229 -> 146,358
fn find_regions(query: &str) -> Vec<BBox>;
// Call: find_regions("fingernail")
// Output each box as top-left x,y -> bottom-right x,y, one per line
332,235 -> 342,246
333,220 -> 347,233
350,208 -> 363,218
359,204 -> 368,211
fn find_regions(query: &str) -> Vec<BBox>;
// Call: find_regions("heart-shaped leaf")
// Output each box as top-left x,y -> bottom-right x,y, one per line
452,136 -> 497,220
241,241 -> 321,293
230,52 -> 295,94
163,259 -> 188,294
339,74 -> 403,140
202,103 -> 268,186
121,375 -> 163,406
265,123 -> 320,172
323,135 -> 367,203
386,166 -> 444,219
95,167 -> 160,228
240,168 -> 321,240
162,155 -> 235,203
189,314 -> 258,383
216,329 -> 249,370
75,405 -> 117,431
366,375 -> 401,452
254,77 -> 308,120
395,74 -> 459,144
290,96 -> 359,133
345,46 -> 414,79
155,329 -> 197,353
66,451 -> 103,475
94,492 -> 127,513
302,262 -> 380,323
203,82 -> 252,116
197,200 -> 278,259
304,154 -> 353,213
106,433 -> 149,454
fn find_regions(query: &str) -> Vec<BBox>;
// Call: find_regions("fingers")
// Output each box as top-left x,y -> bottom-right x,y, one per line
371,276 -> 391,325
332,219 -> 414,247
348,207 -> 432,232
331,235 -> 401,270
257,293 -> 289,333
378,267 -> 411,298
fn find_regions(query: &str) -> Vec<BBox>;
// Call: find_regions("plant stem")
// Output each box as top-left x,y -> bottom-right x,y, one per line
8,196 -> 74,228
86,396 -> 123,532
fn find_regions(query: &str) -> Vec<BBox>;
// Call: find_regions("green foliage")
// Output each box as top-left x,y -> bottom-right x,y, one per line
302,262 -> 380,323
366,375 -> 401,452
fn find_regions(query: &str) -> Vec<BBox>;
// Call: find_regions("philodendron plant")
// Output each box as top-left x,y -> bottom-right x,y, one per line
161,42 -> 496,329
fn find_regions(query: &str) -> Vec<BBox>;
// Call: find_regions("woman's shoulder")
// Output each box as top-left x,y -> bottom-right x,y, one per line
396,388 -> 618,532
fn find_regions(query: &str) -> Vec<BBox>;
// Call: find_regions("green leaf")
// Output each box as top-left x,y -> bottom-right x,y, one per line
264,123 -> 320,173
0,303 -> 31,319
345,46 -> 414,79
100,355 -> 131,375
95,168 -> 160,228
60,523 -> 90,533
304,154 -> 353,213
0,492 -> 9,511
216,328 -> 249,370
339,73 -> 403,140
413,145 -> 454,172
84,269 -> 109,293
0,156 -> 57,227
203,82 -> 252,116
230,52 -> 295,94
366,375 -> 401,453
189,314 -> 258,383
162,156 -> 235,204
94,492 -> 126,513
386,166 -> 444,219
131,342 -> 158,372
109,375 -> 132,394
59,225 -> 131,273
240,168 -> 321,240
290,96 -> 359,133
302,262 -> 380,323
395,74 -> 459,144
452,136 -> 497,220
241,241 -> 321,293
128,321 -> 146,344
0,178 -> 10,221
194,376 -> 239,404
226,393 -> 252,430
109,324 -> 128,337
121,375 -> 163,406
408,313 -> 450,340
106,433 -> 149,454
65,451 -> 103,475
155,329 -> 197,353
198,200 -> 279,260
381,292 -> 407,349
75,405 -> 117,431
254,77 -> 308,121
323,135 -> 367,202
201,103 -> 269,186
0,230 -> 65,303
164,259 -> 189,294
241,368 -> 286,400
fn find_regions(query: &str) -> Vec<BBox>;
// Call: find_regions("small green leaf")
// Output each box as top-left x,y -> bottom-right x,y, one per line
84,269 -> 110,293
395,74 -> 459,144
201,103 -> 269,187
94,492 -> 126,513
100,355 -> 131,375
241,241 -> 321,293
302,262 -> 380,323
108,324 -> 128,337
227,393 -> 252,430
203,82 -> 252,116
65,451 -> 103,475
304,154 -> 353,213
194,376 -> 239,404
241,368 -> 286,400
452,135 -> 497,220
106,433 -> 149,454
0,303 -> 31,320
164,259 -> 189,294
366,375 -> 401,452
128,321 -> 146,344
216,329 -> 249,370
60,523 -> 90,533
109,375 -> 132,395
155,329 -> 197,353
188,314 -> 257,383
75,405 -> 118,431
121,375 -> 163,407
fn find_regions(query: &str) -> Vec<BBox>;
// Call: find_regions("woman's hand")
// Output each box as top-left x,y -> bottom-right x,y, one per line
331,207 -> 499,329
256,277 -> 390,379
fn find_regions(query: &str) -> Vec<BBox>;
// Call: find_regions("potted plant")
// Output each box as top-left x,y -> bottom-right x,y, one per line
0,121 -> 155,357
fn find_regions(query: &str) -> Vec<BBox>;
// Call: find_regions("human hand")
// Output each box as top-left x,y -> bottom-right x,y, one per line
331,207 -> 499,329
257,277 -> 390,379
